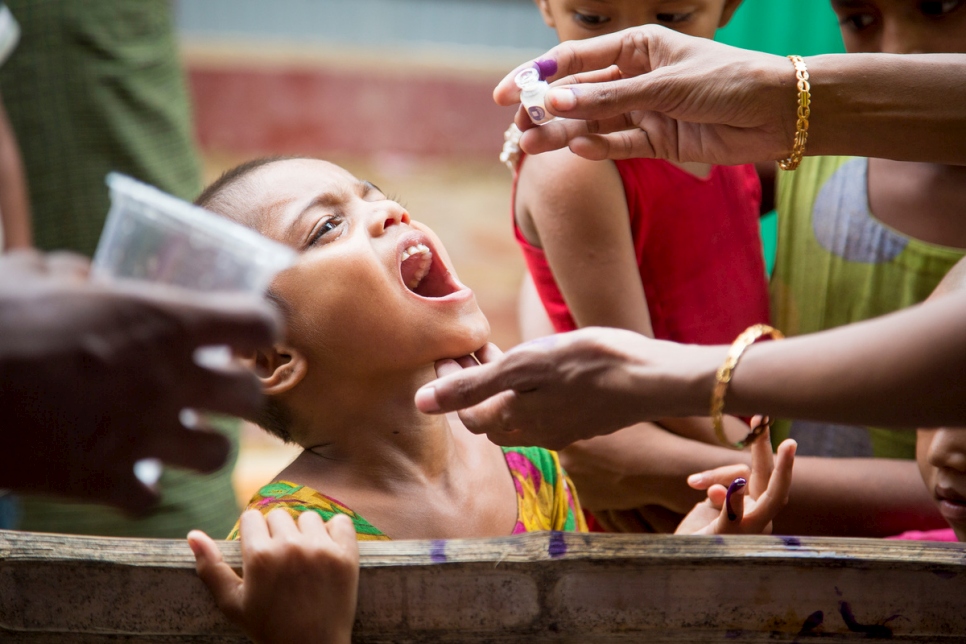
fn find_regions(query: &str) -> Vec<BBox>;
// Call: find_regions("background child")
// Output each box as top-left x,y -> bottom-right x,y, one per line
770,0 -> 966,458
509,0 -> 768,531
196,157 -> 586,541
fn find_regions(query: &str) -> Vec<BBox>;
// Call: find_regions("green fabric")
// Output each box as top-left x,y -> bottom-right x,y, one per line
0,0 -> 201,256
715,0 -> 845,56
770,156 -> 965,458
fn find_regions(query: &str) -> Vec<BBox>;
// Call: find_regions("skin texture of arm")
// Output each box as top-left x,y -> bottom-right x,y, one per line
0,95 -> 31,249
492,26 -> 966,166
416,289 -> 966,445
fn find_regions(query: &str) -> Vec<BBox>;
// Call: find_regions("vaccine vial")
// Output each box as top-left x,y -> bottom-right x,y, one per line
515,67 -> 554,125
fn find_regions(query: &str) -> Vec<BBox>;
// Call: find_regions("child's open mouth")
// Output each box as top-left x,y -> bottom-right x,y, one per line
398,237 -> 462,298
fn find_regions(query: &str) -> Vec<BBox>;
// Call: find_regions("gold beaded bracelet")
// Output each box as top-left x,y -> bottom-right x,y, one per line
711,324 -> 785,450
777,55 -> 810,172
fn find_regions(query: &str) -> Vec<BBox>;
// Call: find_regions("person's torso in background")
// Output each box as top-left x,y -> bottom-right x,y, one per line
771,156 -> 966,458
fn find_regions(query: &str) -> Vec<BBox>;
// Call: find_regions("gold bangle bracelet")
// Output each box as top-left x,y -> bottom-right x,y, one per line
711,324 -> 784,450
777,55 -> 810,172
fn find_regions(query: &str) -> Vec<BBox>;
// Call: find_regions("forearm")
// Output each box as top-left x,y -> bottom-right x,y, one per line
655,294 -> 966,428
806,54 -> 966,165
562,423 -> 750,513
775,457 -> 944,537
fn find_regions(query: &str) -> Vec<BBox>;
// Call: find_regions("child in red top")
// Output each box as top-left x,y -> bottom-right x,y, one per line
508,0 -> 768,532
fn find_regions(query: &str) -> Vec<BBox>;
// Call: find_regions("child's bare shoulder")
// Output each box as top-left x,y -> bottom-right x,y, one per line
518,148 -> 625,219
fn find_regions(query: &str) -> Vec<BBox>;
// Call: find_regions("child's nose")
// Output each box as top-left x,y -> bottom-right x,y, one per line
369,203 -> 411,235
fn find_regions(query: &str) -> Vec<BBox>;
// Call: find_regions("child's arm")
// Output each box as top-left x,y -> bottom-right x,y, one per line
517,148 -> 746,446
0,94 -> 31,250
676,424 -> 796,535
189,509 -> 359,644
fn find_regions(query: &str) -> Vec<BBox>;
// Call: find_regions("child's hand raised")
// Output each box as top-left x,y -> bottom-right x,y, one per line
675,420 -> 796,535
188,509 -> 359,644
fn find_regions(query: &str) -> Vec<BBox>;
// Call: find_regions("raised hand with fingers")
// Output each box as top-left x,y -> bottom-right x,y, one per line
492,26 -> 796,165
675,422 -> 797,535
188,509 -> 360,644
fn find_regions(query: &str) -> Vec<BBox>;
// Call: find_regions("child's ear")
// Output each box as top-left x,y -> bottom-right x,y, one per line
534,0 -> 556,28
241,343 -> 307,395
718,0 -> 744,28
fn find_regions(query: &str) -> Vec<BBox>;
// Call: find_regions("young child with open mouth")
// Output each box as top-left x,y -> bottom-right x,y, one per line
196,157 -> 586,540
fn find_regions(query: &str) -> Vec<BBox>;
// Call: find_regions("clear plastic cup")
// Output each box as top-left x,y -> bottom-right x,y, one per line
92,173 -> 297,487
93,173 -> 296,293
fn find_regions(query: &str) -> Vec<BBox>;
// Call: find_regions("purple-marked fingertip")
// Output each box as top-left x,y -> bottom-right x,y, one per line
534,58 -> 558,81
726,477 -> 747,522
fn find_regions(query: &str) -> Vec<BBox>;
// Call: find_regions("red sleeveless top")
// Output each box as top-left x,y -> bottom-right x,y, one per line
514,157 -> 769,344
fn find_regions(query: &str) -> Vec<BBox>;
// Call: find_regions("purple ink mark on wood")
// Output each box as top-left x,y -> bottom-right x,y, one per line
430,540 -> 447,563
933,569 -> 956,580
726,477 -> 746,521
792,610 -> 824,643
781,536 -> 802,548
839,602 -> 896,637
535,58 -> 558,81
725,629 -> 743,639
548,531 -> 567,558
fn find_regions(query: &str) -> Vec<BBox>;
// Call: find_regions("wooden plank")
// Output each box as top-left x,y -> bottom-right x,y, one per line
1,529 -> 964,642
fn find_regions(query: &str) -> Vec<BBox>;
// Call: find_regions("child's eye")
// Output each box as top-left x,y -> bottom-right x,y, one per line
574,12 -> 610,28
839,11 -> 876,31
308,216 -> 343,247
656,12 -> 692,24
919,0 -> 963,17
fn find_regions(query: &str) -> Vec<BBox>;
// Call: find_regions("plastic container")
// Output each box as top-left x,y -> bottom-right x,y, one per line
92,173 -> 296,488
93,173 -> 296,294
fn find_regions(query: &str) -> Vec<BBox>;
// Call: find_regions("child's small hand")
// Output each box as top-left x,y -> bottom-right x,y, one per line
675,420 -> 796,535
188,509 -> 359,644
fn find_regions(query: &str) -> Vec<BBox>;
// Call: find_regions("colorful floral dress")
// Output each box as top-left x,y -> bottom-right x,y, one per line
229,446 -> 587,540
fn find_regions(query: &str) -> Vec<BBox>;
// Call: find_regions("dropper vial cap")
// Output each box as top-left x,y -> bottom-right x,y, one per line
515,67 -> 554,125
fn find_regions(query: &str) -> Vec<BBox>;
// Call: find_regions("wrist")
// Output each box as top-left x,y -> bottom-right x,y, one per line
628,342 -> 725,419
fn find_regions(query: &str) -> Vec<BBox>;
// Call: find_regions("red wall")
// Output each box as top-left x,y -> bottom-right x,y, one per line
188,66 -> 517,159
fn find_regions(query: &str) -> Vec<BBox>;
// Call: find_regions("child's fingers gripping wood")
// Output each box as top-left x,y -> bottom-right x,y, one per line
186,528 -> 245,623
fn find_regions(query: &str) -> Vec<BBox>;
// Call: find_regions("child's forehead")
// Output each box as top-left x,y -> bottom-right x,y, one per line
255,159 -> 357,194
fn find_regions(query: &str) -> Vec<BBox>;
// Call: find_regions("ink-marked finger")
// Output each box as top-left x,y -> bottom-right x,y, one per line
715,478 -> 747,534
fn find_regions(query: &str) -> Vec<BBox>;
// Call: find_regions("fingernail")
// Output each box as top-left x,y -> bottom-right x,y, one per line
534,58 -> 558,81
548,87 -> 576,111
186,536 -> 202,558
687,474 -> 704,487
726,477 -> 746,522
415,386 -> 442,413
